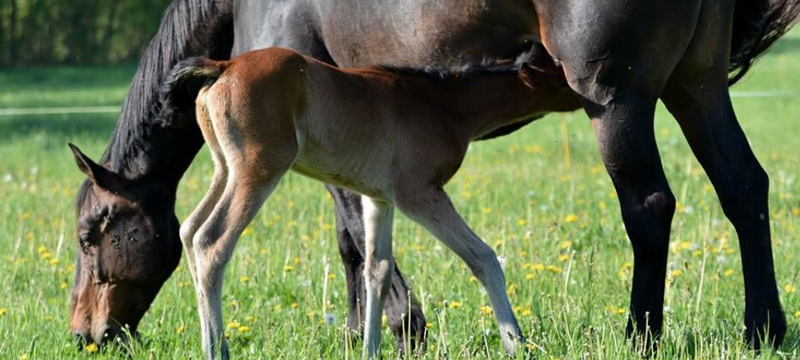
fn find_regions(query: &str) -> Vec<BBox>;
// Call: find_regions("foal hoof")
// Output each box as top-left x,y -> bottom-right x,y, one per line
745,306 -> 786,350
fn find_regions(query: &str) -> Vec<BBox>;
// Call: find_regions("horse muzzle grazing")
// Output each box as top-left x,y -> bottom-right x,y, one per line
69,144 -> 182,349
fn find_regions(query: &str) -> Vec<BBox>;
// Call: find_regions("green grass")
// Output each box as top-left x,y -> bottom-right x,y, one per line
2,34 -> 800,359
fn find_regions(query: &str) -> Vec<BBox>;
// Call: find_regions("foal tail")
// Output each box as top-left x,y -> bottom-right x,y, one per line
729,0 -> 800,85
159,57 -> 228,125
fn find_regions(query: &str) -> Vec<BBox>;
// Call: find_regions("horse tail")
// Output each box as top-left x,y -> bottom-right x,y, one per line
159,57 -> 228,124
729,0 -> 800,85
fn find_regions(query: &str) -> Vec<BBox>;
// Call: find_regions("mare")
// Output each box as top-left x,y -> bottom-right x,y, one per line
69,0 -> 800,354
161,47 -> 577,358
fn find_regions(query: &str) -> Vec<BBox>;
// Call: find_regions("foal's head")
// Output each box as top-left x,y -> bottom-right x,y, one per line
68,144 -> 182,347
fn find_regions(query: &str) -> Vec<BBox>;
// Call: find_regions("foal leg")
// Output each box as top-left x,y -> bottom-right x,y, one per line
661,2 -> 785,346
328,185 -> 427,352
181,100 -> 227,286
359,196 -> 395,359
395,187 -> 523,354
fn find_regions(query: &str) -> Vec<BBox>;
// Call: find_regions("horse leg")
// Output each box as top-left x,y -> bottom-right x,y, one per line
359,196 -> 395,359
537,1 -> 702,348
660,2 -> 785,346
181,100 -> 227,286
328,185 -> 428,352
394,187 -> 523,354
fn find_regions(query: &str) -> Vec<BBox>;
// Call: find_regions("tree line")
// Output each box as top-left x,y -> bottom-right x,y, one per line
0,0 -> 172,67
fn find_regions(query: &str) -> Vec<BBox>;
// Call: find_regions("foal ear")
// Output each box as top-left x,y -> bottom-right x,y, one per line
69,143 -> 122,191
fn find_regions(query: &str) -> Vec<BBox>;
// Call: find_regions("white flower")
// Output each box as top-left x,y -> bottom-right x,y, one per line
324,313 -> 337,326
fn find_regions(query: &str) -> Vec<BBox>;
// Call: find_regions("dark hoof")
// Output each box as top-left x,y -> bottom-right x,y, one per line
746,307 -> 786,350
391,311 -> 428,355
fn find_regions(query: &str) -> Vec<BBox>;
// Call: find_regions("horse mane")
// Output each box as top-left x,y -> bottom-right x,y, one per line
101,0 -> 234,173
77,0 -> 233,214
729,0 -> 800,85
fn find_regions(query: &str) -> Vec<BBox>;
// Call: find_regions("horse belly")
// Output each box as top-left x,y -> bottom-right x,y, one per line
291,145 -> 394,200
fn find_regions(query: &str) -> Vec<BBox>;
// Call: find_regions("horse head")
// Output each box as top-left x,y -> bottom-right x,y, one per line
68,144 -> 182,347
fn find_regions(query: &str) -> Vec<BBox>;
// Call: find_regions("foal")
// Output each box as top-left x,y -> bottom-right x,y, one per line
164,47 -> 577,359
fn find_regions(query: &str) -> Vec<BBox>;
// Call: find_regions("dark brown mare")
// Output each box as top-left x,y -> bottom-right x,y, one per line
69,0 -> 800,355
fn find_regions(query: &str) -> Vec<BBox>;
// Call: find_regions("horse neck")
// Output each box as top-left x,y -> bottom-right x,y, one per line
426,74 -> 551,139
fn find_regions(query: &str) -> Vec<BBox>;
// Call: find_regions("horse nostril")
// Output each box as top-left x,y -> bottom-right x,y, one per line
73,330 -> 91,349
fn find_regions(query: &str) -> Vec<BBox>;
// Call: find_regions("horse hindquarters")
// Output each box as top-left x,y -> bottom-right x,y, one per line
186,69 -> 302,359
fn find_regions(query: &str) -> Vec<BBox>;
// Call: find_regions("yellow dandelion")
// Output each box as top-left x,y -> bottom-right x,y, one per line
60,282 -> 69,290
546,265 -> 562,274
291,303 -> 298,309
448,301 -> 463,309
794,310 -> 800,318
242,226 -> 254,237
521,308 -> 532,317
469,276 -> 477,283
480,305 -> 493,315
65,264 -> 75,272
19,355 -> 28,360
482,207 -> 493,214
85,343 -> 99,353
273,304 -> 281,311
238,325 -> 251,333
558,254 -> 570,262
723,269 -> 734,277
560,241 -> 572,249
784,284 -> 796,293
227,320 -> 241,329
517,218 -> 527,226
564,214 -> 578,223
238,276 -> 250,283
520,250 -> 528,257
283,265 -> 294,272
176,325 -> 186,334
426,322 -> 433,329
0,308 -> 7,316
327,273 -> 336,280
671,269 -> 683,278
532,263 -> 545,271
525,273 -> 536,280
49,258 -> 60,266
36,245 -> 48,254
40,251 -> 52,260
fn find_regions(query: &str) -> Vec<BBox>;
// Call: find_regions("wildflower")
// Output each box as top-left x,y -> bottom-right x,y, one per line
521,308 -> 532,317
19,355 -> 28,360
49,258 -> 60,266
176,325 -> 186,334
0,308 -> 7,315
671,270 -> 683,278
426,322 -> 433,329
273,304 -> 281,311
291,303 -> 298,309
546,265 -> 562,274
784,284 -> 796,293
605,306 -> 626,315
242,226 -> 254,237
283,265 -> 294,272
525,273 -> 536,280
482,207 -> 493,214
560,241 -> 572,249
723,269 -> 734,277
564,214 -> 578,223
794,310 -> 800,318
448,301 -> 463,309
480,305 -> 493,315
85,343 -> 99,353
324,313 -> 338,325
239,276 -> 250,283
558,254 -> 570,262
517,218 -> 527,226
469,276 -> 477,283
238,325 -> 251,333
60,282 -> 69,290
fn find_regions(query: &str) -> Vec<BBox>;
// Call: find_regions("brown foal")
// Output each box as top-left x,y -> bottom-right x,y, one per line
166,47 -> 577,359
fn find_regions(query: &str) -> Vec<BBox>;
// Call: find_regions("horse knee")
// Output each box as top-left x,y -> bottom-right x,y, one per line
718,163 -> 769,223
465,244 -> 500,280
621,188 -> 675,256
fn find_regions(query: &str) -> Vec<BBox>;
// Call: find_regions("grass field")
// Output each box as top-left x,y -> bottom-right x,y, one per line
3,34 -> 800,360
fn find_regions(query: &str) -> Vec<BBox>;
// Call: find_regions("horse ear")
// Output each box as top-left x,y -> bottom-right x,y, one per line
69,143 -> 122,191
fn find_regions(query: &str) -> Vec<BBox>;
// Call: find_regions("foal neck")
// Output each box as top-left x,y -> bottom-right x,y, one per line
405,69 -> 574,140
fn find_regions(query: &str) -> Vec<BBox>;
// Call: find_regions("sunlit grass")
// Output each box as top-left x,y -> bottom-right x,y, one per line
2,33 -> 800,359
